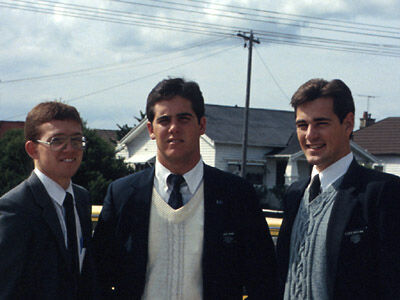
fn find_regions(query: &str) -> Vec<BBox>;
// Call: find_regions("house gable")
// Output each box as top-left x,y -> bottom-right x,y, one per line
353,117 -> 400,156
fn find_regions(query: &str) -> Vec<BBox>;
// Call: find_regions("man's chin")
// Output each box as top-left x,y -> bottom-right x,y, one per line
306,156 -> 322,167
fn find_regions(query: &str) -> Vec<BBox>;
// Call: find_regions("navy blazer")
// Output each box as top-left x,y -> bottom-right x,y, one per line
93,164 -> 278,299
277,160 -> 400,299
0,172 -> 96,299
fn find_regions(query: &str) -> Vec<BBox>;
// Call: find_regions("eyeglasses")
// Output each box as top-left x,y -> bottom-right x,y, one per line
36,135 -> 87,151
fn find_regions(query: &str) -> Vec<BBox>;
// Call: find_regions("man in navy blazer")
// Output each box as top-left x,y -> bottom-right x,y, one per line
0,102 -> 95,299
93,78 -> 278,299
277,79 -> 400,299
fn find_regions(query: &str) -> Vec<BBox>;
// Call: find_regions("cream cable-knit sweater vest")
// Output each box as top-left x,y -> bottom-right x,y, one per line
142,182 -> 204,300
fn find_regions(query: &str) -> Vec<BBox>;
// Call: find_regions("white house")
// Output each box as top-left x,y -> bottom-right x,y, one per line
116,104 -> 379,209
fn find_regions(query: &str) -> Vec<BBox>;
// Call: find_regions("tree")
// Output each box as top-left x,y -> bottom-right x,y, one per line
0,127 -> 134,204
116,110 -> 146,141
116,124 -> 132,141
73,126 -> 134,204
0,129 -> 33,196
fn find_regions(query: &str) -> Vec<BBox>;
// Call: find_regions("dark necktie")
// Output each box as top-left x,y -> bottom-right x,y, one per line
168,174 -> 185,209
309,174 -> 321,202
63,192 -> 80,277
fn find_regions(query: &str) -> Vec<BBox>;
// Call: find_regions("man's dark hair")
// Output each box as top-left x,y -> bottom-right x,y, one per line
290,78 -> 355,123
25,101 -> 83,141
146,77 -> 205,123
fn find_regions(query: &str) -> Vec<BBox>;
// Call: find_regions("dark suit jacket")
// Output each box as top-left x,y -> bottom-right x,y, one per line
0,172 -> 96,300
92,164 -> 278,299
277,159 -> 400,299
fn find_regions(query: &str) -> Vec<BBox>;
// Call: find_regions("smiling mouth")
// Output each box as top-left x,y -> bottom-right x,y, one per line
167,138 -> 184,144
61,158 -> 76,162
307,144 -> 325,150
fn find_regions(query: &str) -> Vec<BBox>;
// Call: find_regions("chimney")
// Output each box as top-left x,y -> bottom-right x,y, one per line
359,111 -> 375,129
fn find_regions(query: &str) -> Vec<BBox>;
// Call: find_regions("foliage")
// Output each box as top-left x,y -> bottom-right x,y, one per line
269,184 -> 288,202
0,129 -> 33,196
116,109 -> 146,141
73,127 -> 134,204
134,110 -> 146,123
116,124 -> 132,141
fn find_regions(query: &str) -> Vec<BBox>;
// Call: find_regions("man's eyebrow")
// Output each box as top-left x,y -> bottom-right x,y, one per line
295,119 -> 307,125
177,112 -> 193,118
296,117 -> 331,125
313,117 -> 331,122
52,132 -> 83,137
156,115 -> 171,122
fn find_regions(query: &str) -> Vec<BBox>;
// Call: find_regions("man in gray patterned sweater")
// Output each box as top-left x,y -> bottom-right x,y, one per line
277,78 -> 400,299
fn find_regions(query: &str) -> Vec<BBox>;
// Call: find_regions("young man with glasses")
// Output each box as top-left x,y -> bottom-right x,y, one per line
0,101 -> 96,299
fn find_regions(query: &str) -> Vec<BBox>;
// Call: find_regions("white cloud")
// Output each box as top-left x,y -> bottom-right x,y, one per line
0,0 -> 399,129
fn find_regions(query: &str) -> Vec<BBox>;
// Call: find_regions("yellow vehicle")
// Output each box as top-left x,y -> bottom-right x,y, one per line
92,206 -> 282,237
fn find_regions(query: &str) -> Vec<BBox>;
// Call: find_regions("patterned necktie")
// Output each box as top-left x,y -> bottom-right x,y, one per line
63,192 -> 80,277
168,174 -> 185,209
309,174 -> 321,202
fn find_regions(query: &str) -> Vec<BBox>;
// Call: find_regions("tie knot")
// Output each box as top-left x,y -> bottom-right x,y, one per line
63,192 -> 74,208
168,174 -> 185,190
309,174 -> 321,202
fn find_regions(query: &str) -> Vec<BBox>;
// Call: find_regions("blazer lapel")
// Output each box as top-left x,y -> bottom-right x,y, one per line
325,160 -> 360,295
27,173 -> 70,266
119,168 -> 154,276
73,187 -> 91,249
202,165 -> 225,295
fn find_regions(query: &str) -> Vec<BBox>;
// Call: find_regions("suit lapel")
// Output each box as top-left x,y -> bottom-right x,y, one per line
203,164 -> 222,240
73,186 -> 91,249
119,168 -> 154,274
325,160 -> 360,294
27,173 -> 70,265
202,165 -> 224,295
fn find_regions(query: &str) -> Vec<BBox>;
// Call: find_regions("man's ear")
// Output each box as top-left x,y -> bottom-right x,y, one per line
25,140 -> 38,160
343,112 -> 355,137
199,116 -> 206,135
147,121 -> 156,140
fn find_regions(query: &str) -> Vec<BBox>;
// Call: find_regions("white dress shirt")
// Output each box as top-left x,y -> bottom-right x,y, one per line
310,152 -> 353,193
34,168 -> 85,271
154,158 -> 204,206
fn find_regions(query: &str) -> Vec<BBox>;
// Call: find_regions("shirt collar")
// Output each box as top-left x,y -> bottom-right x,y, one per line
34,168 -> 74,206
311,152 -> 353,191
155,157 -> 204,194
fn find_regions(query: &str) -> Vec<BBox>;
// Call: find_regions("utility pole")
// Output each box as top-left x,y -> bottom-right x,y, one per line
237,30 -> 260,178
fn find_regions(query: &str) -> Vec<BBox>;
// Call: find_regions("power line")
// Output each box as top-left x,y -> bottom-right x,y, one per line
254,47 -> 290,101
1,36 -> 230,84
112,0 -> 400,39
186,0 -> 400,32
3,43 -> 240,120
3,0 -> 399,58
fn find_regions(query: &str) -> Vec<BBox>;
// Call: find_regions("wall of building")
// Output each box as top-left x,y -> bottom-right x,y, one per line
200,136 -> 216,166
379,155 -> 400,177
214,143 -> 270,171
126,130 -> 157,161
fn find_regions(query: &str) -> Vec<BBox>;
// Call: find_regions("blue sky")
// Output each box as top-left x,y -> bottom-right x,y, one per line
1,0 -> 399,130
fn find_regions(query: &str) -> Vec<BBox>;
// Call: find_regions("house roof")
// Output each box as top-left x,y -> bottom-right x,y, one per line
353,117 -> 400,155
204,104 -> 295,147
94,129 -> 118,146
0,121 -> 25,138
270,132 -> 301,155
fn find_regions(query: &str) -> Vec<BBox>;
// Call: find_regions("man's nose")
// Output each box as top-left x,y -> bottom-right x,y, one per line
306,125 -> 318,140
168,119 -> 179,133
61,138 -> 75,151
